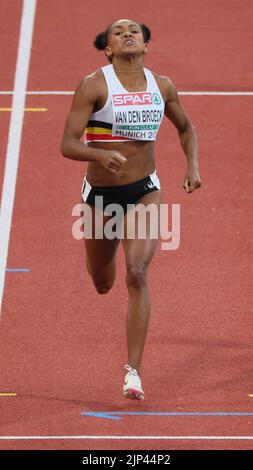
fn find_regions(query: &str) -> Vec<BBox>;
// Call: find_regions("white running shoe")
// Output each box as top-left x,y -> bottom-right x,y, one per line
123,364 -> 144,400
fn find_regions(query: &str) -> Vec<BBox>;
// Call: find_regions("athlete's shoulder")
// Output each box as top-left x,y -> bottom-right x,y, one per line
152,71 -> 178,102
77,69 -> 104,90
74,68 -> 106,101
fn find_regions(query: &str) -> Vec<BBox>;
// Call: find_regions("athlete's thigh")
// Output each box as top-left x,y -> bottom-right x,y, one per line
83,203 -> 121,277
122,190 -> 162,267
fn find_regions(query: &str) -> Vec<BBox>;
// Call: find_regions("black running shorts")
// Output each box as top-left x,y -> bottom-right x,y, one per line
81,170 -> 161,214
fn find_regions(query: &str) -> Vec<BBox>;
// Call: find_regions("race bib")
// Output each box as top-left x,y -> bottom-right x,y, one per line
111,92 -> 164,141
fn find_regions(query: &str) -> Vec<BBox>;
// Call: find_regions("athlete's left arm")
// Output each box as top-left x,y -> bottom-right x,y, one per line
160,77 -> 201,193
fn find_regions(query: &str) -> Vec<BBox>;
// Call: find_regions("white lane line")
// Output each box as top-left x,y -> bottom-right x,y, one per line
180,91 -> 253,96
0,0 -> 37,317
0,91 -> 253,96
0,91 -> 73,95
0,435 -> 252,440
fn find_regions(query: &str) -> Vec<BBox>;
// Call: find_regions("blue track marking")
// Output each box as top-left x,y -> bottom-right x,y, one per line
5,268 -> 30,272
81,411 -> 253,421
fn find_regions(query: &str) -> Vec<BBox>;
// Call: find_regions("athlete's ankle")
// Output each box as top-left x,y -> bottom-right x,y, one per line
126,363 -> 141,375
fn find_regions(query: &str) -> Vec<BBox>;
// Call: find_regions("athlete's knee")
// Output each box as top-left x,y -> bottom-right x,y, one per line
126,263 -> 148,289
94,281 -> 114,295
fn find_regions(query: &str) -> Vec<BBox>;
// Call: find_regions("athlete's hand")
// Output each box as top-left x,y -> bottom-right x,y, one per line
183,166 -> 201,193
98,151 -> 127,174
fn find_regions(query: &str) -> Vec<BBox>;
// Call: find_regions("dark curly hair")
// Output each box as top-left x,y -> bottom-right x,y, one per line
94,22 -> 151,57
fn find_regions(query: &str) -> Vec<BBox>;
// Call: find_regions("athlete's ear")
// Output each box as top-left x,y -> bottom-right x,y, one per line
143,43 -> 148,55
105,46 -> 113,60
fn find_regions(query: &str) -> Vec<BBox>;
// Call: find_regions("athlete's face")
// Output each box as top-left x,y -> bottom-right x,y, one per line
106,19 -> 148,60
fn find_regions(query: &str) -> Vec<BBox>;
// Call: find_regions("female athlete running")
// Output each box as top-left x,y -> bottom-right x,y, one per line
61,19 -> 201,400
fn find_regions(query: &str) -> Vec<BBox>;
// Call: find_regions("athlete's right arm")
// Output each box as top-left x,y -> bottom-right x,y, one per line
60,76 -> 126,173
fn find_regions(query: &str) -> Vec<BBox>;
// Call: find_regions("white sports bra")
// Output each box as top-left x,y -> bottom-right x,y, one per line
85,64 -> 165,143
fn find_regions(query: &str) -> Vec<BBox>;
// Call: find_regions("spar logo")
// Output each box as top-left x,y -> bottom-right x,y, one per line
152,93 -> 162,105
112,92 -> 152,106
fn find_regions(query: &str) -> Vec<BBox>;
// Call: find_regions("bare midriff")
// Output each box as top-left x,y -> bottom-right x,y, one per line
86,140 -> 156,186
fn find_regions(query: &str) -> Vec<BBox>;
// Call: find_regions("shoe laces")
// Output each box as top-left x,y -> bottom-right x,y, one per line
125,364 -> 139,376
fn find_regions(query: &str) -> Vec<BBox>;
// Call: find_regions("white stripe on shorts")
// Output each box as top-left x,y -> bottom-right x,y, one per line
81,177 -> 92,202
150,170 -> 161,189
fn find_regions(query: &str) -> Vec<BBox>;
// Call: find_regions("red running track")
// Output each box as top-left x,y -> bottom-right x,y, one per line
0,0 -> 253,450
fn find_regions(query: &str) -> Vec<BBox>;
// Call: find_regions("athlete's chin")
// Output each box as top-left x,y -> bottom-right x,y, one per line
118,49 -> 144,58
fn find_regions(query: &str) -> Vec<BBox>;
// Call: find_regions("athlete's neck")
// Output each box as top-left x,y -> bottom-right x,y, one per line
112,56 -> 145,76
